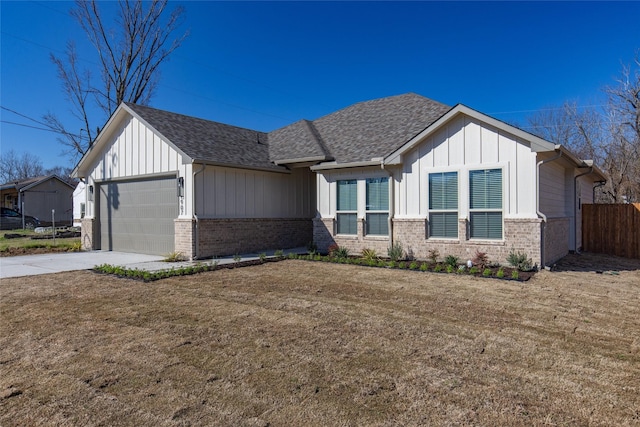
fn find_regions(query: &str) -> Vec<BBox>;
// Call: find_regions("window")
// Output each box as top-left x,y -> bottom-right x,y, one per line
428,172 -> 458,238
366,177 -> 389,235
336,179 -> 357,235
469,168 -> 503,239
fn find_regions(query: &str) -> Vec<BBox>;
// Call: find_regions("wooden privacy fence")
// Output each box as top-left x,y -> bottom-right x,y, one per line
582,203 -> 640,259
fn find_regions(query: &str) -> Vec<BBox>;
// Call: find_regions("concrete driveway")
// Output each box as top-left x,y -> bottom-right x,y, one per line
0,251 -> 165,279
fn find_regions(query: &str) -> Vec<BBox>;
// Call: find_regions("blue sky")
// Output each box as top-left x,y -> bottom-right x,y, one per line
1,1 -> 639,170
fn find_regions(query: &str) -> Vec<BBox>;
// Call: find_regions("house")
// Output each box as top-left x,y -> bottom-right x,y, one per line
0,175 -> 75,226
72,94 -> 606,267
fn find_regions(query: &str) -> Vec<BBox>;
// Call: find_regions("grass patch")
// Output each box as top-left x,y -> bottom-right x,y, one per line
1,258 -> 639,425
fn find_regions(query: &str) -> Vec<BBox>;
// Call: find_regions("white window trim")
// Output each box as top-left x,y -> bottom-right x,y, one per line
468,165 -> 506,241
426,168 -> 460,240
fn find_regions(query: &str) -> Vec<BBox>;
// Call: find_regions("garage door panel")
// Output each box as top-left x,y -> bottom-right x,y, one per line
99,176 -> 177,255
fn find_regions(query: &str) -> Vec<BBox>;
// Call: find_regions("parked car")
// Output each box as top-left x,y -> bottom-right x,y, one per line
0,207 -> 40,230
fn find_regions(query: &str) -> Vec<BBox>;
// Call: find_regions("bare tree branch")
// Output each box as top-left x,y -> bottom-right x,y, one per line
44,0 -> 187,164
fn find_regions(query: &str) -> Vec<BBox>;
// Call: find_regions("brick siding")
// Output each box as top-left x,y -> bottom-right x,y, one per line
313,216 -> 545,266
543,217 -> 570,266
80,218 -> 98,251
187,218 -> 312,259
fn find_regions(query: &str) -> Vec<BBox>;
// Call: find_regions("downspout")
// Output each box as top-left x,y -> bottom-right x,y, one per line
573,167 -> 594,253
192,163 -> 206,260
536,150 -> 562,268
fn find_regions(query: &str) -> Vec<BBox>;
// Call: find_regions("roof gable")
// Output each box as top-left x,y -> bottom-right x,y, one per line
269,93 -> 451,165
124,103 -> 283,172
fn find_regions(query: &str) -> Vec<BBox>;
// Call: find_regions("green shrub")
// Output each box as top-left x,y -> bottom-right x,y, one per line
274,249 -> 284,257
409,261 -> 418,270
511,270 -> 520,280
377,259 -> 386,268
496,267 -> 505,278
361,248 -> 378,261
259,252 -> 267,262
469,266 -> 479,275
444,255 -> 459,268
333,246 -> 350,259
482,268 -> 492,277
506,249 -> 533,271
387,260 -> 396,268
445,264 -> 454,273
387,242 -> 405,262
398,261 -> 406,269
419,262 -> 428,271
233,253 -> 242,262
434,264 -> 443,272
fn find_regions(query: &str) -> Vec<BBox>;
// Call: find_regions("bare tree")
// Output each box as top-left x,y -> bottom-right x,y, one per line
0,150 -> 44,183
603,52 -> 640,202
45,0 -> 187,163
526,51 -> 640,203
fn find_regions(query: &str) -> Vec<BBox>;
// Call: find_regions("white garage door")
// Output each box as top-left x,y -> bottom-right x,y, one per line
99,176 -> 177,255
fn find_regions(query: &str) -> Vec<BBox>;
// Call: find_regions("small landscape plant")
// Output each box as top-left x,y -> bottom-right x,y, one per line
419,262 -> 428,272
427,249 -> 440,264
507,249 -> 533,271
361,248 -> 378,261
387,242 -> 405,262
332,246 -> 350,259
259,252 -> 267,262
409,261 -> 419,270
398,261 -> 406,269
274,249 -> 284,257
164,251 -> 186,262
306,240 -> 318,255
444,255 -> 459,268
469,266 -> 479,275
434,264 -> 443,272
482,268 -> 492,277
511,270 -> 520,280
446,264 -> 454,274
496,267 -> 505,278
233,253 -> 242,262
472,250 -> 490,269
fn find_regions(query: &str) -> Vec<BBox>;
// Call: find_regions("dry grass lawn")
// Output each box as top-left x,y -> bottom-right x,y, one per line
1,253 -> 639,426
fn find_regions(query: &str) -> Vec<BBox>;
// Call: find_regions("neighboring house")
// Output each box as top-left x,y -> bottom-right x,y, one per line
72,181 -> 86,227
0,175 -> 75,226
73,94 -> 606,267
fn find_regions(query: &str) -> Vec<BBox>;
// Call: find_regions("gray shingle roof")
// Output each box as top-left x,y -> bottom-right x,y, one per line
124,93 -> 451,170
269,93 -> 451,164
125,103 -> 283,171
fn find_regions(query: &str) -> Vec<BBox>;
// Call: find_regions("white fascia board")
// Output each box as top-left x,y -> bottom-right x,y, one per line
310,160 -> 383,171
273,155 -> 333,166
384,104 -> 557,165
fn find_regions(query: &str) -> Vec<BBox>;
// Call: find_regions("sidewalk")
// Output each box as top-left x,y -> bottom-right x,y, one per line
0,248 -> 306,279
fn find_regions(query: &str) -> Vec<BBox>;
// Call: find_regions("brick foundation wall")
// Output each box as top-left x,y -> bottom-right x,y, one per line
313,217 -> 390,255
194,218 -> 312,259
313,216 -> 544,266
80,218 -> 98,251
174,219 -> 196,259
544,217 -> 570,266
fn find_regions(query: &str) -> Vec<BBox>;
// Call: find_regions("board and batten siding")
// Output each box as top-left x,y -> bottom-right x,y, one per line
195,166 -> 315,219
395,115 -> 538,219
84,116 -> 188,218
